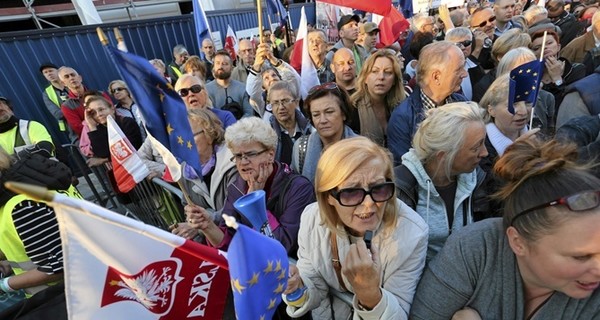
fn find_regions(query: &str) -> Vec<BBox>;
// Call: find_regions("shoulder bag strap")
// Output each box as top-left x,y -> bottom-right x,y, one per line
330,232 -> 348,292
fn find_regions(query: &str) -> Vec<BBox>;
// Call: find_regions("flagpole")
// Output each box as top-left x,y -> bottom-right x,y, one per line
5,182 -> 55,202
530,31 -> 547,129
257,0 -> 264,44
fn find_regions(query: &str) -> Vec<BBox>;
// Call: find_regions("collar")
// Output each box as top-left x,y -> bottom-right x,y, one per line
494,20 -> 513,36
420,90 -> 452,111
0,116 -> 18,133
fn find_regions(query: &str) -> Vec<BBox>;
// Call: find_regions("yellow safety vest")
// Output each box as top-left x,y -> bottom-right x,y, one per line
0,186 -> 81,296
44,85 -> 67,132
170,65 -> 183,78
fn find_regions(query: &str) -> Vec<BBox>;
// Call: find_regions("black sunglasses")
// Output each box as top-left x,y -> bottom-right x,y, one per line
473,16 -> 496,28
455,40 -> 473,48
308,82 -> 340,96
330,182 -> 395,207
111,87 -> 127,94
511,190 -> 600,226
178,84 -> 203,97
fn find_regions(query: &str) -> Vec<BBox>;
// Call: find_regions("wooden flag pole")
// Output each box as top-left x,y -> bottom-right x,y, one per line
257,0 -> 264,44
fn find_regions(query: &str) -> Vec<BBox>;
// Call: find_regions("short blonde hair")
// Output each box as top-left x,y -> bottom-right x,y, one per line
479,73 -> 510,122
491,29 -> 531,62
188,108 -> 225,145
108,80 -> 129,96
496,47 -> 536,76
315,137 -> 397,235
224,117 -> 277,151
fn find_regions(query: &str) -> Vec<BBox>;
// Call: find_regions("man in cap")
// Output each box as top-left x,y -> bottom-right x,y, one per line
326,14 -> 368,72
357,22 -> 380,55
40,62 -> 69,135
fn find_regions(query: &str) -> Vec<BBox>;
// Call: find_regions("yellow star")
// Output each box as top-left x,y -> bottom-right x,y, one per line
231,278 -> 246,294
177,136 -> 184,145
275,260 -> 282,272
525,91 -> 530,95
277,269 -> 286,280
273,282 -> 284,294
264,260 -> 273,273
268,298 -> 277,309
187,140 -> 193,149
526,69 -> 531,73
532,86 -> 536,90
159,92 -> 165,102
259,315 -> 265,320
166,83 -> 174,91
166,124 -> 174,135
247,272 -> 259,287
533,72 -> 538,77
109,280 -> 119,286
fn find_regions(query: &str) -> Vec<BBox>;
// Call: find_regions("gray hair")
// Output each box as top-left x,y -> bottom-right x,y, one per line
416,41 -> 459,87
479,73 -> 510,122
412,101 -> 485,180
496,47 -> 536,76
411,13 -> 432,32
523,5 -> 548,25
173,44 -> 188,56
445,27 -> 473,41
224,117 -> 278,151
267,81 -> 299,101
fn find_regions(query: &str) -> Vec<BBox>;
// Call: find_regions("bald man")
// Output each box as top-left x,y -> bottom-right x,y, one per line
232,39 -> 256,83
330,48 -> 357,94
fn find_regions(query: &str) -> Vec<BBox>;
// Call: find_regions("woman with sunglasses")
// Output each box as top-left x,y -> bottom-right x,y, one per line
350,50 -> 406,147
283,136 -> 428,319
108,80 -> 146,140
410,137 -> 600,320
185,117 -> 314,258
396,102 -> 489,262
291,82 -> 358,184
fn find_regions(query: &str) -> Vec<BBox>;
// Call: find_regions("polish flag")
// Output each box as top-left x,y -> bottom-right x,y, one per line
374,6 -> 410,46
147,133 -> 182,183
52,192 -> 230,319
107,115 -> 149,193
290,6 -> 320,99
316,0 -> 392,16
224,25 -> 239,61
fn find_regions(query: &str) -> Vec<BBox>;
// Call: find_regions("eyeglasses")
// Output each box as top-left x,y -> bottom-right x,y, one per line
455,40 -> 473,48
230,149 -> 268,163
329,182 -> 395,207
178,84 -> 203,97
308,82 -> 340,96
111,87 -> 127,94
510,190 -> 600,226
472,16 -> 496,28
270,98 -> 296,108
193,129 -> 204,137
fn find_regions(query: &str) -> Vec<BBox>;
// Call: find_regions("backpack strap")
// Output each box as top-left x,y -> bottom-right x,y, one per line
297,134 -> 310,174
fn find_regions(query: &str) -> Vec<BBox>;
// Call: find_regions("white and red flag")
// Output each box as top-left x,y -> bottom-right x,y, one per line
107,115 -> 149,193
290,6 -> 320,99
373,6 -> 410,46
147,133 -> 182,183
53,192 -> 230,319
224,25 -> 239,61
317,0 -> 392,16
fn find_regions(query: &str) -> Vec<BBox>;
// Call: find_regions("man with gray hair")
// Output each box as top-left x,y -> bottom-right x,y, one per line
387,41 -> 468,164
560,11 -> 600,64
231,39 -> 255,83
546,0 -> 585,47
401,13 -> 437,63
167,44 -> 189,84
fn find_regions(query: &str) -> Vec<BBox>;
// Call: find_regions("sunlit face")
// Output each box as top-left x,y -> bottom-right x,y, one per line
494,0 -> 516,23
87,100 -> 115,125
42,67 -> 59,82
231,141 -> 274,182
327,158 -> 388,236
110,83 -> 129,101
488,100 -> 532,139
340,21 -> 359,42
421,17 -> 436,34
213,54 -> 232,80
470,8 -> 496,38
447,34 -> 474,58
307,31 -> 327,60
438,48 -> 468,97
514,208 -> 600,299
238,40 -> 256,66
201,39 -> 215,59
531,35 -> 560,59
309,94 -> 346,142
331,49 -> 356,83
58,68 -> 83,90
269,89 -> 297,124
0,100 -> 13,123
175,50 -> 189,65
366,57 -> 396,97
450,121 -> 488,175
178,77 -> 208,110
190,121 -> 213,159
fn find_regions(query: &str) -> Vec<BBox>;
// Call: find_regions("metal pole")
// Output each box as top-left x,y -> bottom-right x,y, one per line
23,0 -> 43,30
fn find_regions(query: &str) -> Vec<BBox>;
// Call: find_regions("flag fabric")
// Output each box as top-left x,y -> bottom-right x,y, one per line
317,0 -> 392,16
52,193 -> 230,319
290,6 -> 320,99
104,46 -> 202,176
147,133 -> 182,183
266,0 -> 289,26
107,115 -> 150,193
508,59 -> 543,114
224,25 -> 239,62
377,6 -> 410,46
193,0 -> 212,50
227,223 -> 289,320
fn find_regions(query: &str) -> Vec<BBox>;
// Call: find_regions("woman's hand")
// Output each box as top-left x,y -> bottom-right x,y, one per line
85,108 -> 98,131
185,204 -> 215,231
283,264 -> 304,295
544,56 -> 564,83
516,127 -> 540,143
342,239 -> 382,309
247,162 -> 273,193
170,222 -> 199,240
253,44 -> 269,72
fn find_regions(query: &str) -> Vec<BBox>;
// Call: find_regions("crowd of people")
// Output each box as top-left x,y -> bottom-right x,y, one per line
1,0 -> 600,318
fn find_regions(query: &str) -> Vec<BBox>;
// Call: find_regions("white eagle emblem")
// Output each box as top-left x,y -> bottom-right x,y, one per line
114,266 -> 174,309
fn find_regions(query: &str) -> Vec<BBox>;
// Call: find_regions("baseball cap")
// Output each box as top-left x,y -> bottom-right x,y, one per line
337,14 -> 360,31
360,22 -> 380,34
39,62 -> 58,73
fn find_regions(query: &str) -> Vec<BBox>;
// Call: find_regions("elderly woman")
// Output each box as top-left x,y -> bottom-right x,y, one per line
395,102 -> 489,261
350,50 -> 406,146
282,137 -> 428,319
291,83 -> 358,183
149,58 -> 171,84
107,80 -> 146,139
410,137 -> 600,319
175,74 -> 236,128
267,81 -> 312,165
185,117 -> 314,256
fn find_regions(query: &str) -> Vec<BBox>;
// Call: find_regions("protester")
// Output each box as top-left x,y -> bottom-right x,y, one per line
350,50 -> 406,146
330,48 -> 357,94
108,80 -> 146,139
231,39 -> 255,83
395,102 -> 490,261
205,51 -> 253,119
175,74 -> 236,128
291,83 -> 358,183
556,65 -> 600,127
560,11 -> 600,64
306,29 -> 335,83
149,58 -> 171,83
40,62 -> 69,136
493,0 -> 523,36
282,136 -> 428,319
410,137 -> 600,319
445,27 -> 486,101
181,55 -> 208,82
167,44 -> 189,85
185,117 -> 314,257
0,96 -> 54,156
326,14 -> 368,72
201,38 -> 216,81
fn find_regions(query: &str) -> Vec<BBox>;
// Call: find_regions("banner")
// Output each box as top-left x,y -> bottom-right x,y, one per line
107,115 -> 149,193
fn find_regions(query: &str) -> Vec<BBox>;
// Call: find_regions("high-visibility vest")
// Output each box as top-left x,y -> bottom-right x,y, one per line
0,186 -> 81,296
170,65 -> 183,78
44,85 -> 67,132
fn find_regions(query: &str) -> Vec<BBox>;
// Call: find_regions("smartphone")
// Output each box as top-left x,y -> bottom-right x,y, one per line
364,230 -> 373,251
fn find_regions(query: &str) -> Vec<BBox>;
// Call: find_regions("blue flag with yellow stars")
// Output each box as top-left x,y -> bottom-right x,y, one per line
508,59 -> 543,115
105,45 -> 201,175
228,223 -> 289,320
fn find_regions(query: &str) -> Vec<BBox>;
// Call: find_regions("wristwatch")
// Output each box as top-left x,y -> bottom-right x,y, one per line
554,78 -> 563,86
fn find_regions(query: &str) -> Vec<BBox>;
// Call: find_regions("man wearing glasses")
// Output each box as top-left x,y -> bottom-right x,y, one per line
470,7 -> 498,70
546,0 -> 585,48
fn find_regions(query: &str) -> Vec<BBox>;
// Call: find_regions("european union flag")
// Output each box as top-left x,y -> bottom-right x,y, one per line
508,59 -> 543,115
228,223 -> 289,320
193,0 -> 211,52
266,0 -> 288,27
105,46 -> 202,175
